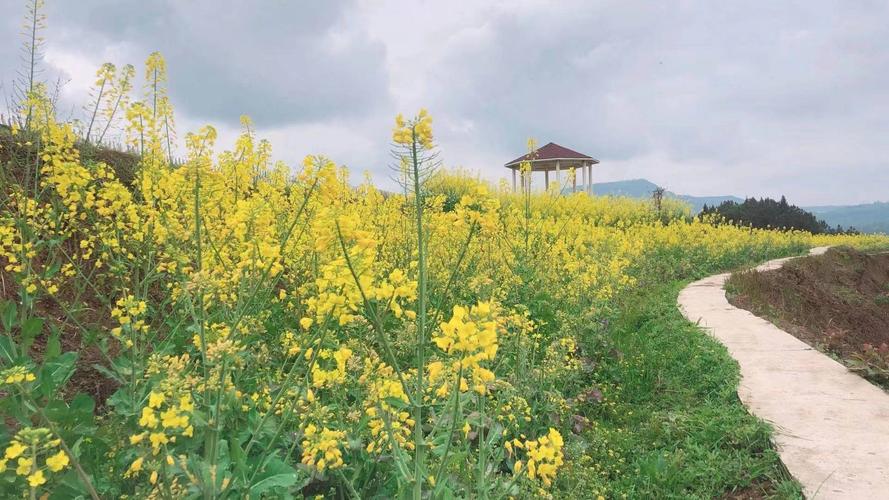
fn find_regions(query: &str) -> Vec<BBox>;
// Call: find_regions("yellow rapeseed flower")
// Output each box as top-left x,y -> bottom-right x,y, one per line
148,391 -> 165,409
5,441 -> 26,459
27,469 -> 46,487
46,450 -> 69,472
15,457 -> 33,476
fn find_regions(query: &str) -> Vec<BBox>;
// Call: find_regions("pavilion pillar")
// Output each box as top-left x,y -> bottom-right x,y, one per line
588,163 -> 593,195
581,163 -> 587,193
512,168 -> 517,192
555,161 -> 560,194
572,168 -> 577,192
545,170 -> 549,190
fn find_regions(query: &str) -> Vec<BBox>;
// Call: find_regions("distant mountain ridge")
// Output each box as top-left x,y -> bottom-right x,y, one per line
583,178 -> 888,234
805,203 -> 889,234
584,179 -> 742,212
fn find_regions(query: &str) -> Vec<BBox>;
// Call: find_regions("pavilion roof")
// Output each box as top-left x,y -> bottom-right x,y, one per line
504,142 -> 599,168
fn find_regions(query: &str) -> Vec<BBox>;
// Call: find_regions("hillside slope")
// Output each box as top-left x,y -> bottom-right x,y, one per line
582,178 -> 888,233
806,203 -> 889,234
579,179 -> 741,212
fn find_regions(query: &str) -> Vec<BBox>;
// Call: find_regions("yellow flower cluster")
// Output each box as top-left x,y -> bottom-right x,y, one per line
111,294 -> 149,346
301,424 -> 346,472
513,428 -> 564,487
360,360 -> 415,454
134,390 -> 195,457
542,336 -> 582,381
1,428 -> 69,489
310,346 -> 353,388
392,108 -> 433,148
306,214 -> 417,326
280,329 -> 303,357
432,301 -> 499,394
496,394 -> 533,437
1,365 -> 36,385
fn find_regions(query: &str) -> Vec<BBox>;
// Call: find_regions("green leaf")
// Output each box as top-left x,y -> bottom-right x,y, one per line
230,439 -> 249,481
44,261 -> 61,278
39,352 -> 78,397
0,334 -> 17,364
48,470 -> 90,499
106,388 -> 139,415
249,458 -> 303,498
383,396 -> 409,410
21,317 -> 44,352
45,325 -> 61,360
0,301 -> 15,333
71,393 -> 95,416
44,394 -> 94,434
249,472 -> 300,497
91,363 -> 125,384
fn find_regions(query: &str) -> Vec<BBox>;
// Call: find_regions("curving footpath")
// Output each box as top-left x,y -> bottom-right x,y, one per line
678,247 -> 889,499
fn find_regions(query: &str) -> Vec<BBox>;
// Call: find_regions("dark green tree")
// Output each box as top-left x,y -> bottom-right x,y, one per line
701,196 -> 850,234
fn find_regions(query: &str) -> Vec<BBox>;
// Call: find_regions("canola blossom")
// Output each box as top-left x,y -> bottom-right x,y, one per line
1,50 -> 887,499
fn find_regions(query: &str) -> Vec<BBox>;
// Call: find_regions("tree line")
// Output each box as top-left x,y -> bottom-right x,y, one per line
701,196 -> 857,234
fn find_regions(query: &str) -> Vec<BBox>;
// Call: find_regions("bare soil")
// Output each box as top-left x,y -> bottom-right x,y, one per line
1,266 -> 121,413
726,246 -> 889,387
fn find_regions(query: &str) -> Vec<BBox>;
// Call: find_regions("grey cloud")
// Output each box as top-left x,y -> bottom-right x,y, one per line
426,1 -> 889,204
2,0 -> 888,204
38,0 -> 392,126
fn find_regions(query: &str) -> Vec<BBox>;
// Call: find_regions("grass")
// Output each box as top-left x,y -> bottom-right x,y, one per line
560,281 -> 802,499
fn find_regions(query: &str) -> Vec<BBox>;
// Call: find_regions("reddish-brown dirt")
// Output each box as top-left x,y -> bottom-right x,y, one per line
718,481 -> 773,500
727,246 -> 889,385
1,267 -> 121,412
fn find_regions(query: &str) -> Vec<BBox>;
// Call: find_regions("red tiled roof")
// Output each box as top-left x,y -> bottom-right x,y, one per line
505,142 -> 597,166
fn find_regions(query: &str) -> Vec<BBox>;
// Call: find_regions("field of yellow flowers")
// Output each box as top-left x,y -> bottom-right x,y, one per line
1,52 -> 888,499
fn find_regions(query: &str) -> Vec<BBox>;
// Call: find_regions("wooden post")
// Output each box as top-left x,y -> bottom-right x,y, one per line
545,170 -> 549,191
572,168 -> 577,192
512,168 -> 517,192
556,161 -> 560,194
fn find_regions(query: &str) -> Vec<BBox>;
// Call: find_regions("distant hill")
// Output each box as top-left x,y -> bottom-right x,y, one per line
582,179 -> 742,212
804,202 -> 889,234
577,179 -> 887,234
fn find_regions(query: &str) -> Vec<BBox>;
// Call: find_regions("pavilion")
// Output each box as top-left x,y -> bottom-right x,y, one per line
504,142 -> 599,194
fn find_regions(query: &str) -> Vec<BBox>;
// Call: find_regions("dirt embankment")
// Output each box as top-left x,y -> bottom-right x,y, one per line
726,246 -> 889,386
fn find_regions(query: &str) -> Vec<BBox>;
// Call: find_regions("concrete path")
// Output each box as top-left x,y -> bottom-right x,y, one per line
678,247 -> 889,499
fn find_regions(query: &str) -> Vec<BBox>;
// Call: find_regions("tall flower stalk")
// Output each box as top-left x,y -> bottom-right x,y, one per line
15,0 -> 46,129
392,109 -> 437,498
97,64 -> 135,144
83,63 -> 115,143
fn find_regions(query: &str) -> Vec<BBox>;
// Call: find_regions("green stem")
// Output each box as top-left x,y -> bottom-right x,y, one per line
337,470 -> 361,500
334,223 -> 415,407
24,0 -> 39,129
29,442 -> 37,500
85,77 -> 107,143
33,404 -> 101,500
410,126 -> 428,500
432,362 -> 464,490
477,392 -> 486,498
97,85 -> 125,144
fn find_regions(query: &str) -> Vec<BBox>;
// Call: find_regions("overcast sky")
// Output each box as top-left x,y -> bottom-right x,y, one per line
2,0 -> 887,205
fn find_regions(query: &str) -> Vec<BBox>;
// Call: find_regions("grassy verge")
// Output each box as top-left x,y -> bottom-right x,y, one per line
560,281 -> 802,499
